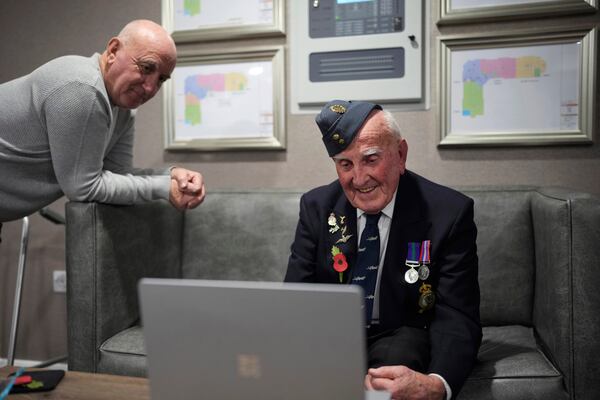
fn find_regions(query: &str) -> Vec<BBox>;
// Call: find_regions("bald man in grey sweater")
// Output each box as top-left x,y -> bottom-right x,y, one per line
0,20 -> 205,235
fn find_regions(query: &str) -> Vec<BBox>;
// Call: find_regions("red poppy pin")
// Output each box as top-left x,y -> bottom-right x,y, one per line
331,246 -> 348,283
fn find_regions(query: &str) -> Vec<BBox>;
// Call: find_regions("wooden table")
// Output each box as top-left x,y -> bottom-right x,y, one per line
0,367 -> 150,400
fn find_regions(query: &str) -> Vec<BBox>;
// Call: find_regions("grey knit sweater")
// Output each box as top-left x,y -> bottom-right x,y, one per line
0,54 -> 170,222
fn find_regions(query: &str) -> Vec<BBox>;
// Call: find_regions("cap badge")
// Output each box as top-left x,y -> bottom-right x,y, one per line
329,104 -> 346,114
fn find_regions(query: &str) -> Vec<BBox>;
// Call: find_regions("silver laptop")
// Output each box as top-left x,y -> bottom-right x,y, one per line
138,278 -> 390,400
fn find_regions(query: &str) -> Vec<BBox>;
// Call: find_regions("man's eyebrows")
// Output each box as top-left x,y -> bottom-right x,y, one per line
362,147 -> 382,156
137,57 -> 157,65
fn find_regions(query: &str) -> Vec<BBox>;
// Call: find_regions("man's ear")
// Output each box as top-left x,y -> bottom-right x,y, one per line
105,37 -> 120,65
398,138 -> 408,173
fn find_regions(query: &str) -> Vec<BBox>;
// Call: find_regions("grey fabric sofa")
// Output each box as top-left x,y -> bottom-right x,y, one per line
65,187 -> 600,400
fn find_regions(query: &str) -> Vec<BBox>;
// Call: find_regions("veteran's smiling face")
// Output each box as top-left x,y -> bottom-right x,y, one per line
333,110 -> 407,214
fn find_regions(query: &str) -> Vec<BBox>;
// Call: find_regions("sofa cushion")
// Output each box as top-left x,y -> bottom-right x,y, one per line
97,322 -> 567,400
460,325 -> 567,400
98,326 -> 147,377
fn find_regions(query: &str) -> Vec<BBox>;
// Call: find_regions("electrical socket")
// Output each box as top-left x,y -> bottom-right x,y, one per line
53,270 -> 67,293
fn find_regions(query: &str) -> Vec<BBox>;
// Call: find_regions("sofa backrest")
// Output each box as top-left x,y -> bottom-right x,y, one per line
462,188 -> 536,327
181,190 -> 302,282
179,188 -> 540,328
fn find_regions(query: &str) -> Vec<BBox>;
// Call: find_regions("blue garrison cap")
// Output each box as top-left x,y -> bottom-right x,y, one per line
316,99 -> 382,157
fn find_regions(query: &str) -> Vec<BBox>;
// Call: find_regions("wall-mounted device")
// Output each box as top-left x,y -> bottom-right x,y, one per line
290,0 -> 424,113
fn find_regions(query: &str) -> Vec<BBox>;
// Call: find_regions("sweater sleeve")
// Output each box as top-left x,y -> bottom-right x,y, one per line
44,81 -> 170,203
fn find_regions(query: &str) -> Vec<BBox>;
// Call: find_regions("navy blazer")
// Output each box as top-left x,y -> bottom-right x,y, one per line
285,170 -> 482,396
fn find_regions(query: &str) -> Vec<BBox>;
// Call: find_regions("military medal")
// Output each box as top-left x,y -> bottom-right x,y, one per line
418,240 -> 431,280
405,242 -> 420,284
405,268 -> 419,284
328,213 -> 336,226
418,265 -> 429,280
418,283 -> 435,313
328,212 -> 339,233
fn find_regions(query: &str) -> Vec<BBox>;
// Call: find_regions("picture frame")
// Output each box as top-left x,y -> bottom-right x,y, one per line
163,46 -> 286,151
438,0 -> 597,25
438,27 -> 596,147
162,0 -> 285,43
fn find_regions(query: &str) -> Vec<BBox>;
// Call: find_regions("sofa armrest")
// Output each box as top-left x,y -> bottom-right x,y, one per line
531,188 -> 600,400
65,200 -> 184,372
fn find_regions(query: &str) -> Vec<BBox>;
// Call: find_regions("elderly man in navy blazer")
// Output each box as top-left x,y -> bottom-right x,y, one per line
285,100 -> 481,400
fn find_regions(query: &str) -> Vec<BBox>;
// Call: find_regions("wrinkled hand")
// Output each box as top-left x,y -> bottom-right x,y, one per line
365,366 -> 445,400
169,167 -> 206,210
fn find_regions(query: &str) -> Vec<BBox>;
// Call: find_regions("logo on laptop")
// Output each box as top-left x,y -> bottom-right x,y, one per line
237,354 -> 262,379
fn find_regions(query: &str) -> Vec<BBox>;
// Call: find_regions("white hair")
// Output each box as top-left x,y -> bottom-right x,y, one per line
381,109 -> 402,139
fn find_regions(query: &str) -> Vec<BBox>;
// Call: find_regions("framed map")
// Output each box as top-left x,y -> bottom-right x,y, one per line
438,27 -> 596,147
438,0 -> 596,25
163,46 -> 285,151
162,0 -> 285,42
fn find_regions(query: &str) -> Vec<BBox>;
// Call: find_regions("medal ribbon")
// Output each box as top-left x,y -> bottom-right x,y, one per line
420,240 -> 431,264
406,242 -> 420,266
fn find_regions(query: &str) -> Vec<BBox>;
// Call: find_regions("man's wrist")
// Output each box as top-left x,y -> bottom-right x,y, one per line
428,373 -> 451,400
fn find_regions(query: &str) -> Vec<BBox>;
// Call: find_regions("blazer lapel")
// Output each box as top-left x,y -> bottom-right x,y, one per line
381,173 -> 432,316
325,194 -> 358,284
